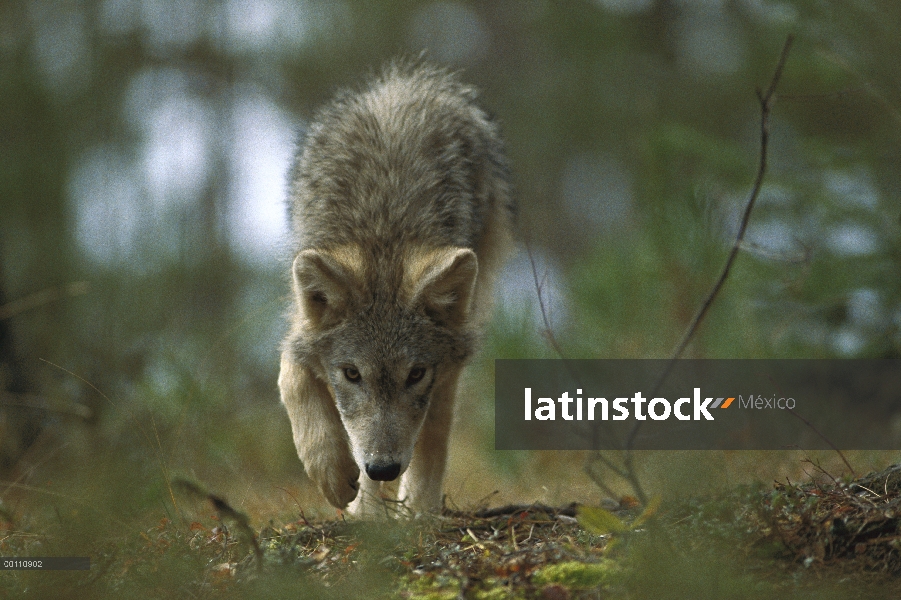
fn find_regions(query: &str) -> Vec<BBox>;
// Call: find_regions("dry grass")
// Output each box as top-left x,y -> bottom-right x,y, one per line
753,462 -> 901,573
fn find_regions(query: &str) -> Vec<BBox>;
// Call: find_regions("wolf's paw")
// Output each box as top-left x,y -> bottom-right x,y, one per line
399,469 -> 443,515
307,450 -> 360,509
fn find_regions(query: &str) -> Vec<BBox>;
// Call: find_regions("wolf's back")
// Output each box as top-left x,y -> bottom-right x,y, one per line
288,63 -> 514,264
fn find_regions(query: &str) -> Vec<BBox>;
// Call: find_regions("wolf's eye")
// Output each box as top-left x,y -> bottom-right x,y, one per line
344,367 -> 361,383
406,366 -> 426,387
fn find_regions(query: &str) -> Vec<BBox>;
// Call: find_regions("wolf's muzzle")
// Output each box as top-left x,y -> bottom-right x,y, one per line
365,461 -> 401,481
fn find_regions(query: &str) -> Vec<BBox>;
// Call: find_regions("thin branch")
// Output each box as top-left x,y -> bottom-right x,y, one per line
624,34 -> 795,453
671,34 -> 794,363
585,455 -> 627,499
526,36 -> 796,507
175,478 -> 264,570
762,374 -> 855,476
524,234 -> 650,500
0,282 -> 89,321
443,502 -> 579,519
524,238 -> 645,498
816,49 -> 901,128
37,358 -> 183,522
787,409 -> 856,477
525,237 -> 567,360
0,392 -> 92,419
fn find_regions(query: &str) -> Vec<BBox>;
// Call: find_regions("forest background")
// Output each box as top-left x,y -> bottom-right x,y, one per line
1,0 -> 899,570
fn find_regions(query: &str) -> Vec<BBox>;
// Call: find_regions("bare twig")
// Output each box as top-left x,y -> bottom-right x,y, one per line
274,485 -> 311,525
525,237 -> 567,360
0,481 -> 135,530
671,34 -> 794,364
624,34 -> 795,453
443,502 -> 579,519
0,282 -> 89,321
767,375 -> 856,477
175,478 -> 264,570
526,36 -> 796,507
37,359 -> 183,525
816,49 -> 901,128
524,237 -> 641,496
584,455 -> 626,499
788,408 -> 856,476
0,392 -> 92,419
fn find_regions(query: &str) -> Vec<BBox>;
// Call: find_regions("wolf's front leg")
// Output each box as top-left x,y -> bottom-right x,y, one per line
399,367 -> 463,513
279,354 -> 360,509
346,477 -> 385,518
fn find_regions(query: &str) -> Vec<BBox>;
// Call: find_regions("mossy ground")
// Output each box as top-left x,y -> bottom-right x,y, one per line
3,465 -> 901,599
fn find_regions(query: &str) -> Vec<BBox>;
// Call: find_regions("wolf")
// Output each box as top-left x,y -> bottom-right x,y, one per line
278,63 -> 515,515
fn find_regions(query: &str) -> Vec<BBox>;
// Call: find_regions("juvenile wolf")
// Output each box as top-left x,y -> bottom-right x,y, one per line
279,63 -> 515,515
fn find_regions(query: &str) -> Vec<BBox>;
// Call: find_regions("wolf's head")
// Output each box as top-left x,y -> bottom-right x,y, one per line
288,245 -> 478,483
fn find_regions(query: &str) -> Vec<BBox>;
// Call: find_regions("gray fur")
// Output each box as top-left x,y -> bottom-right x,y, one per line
288,62 -> 513,253
279,62 -> 514,515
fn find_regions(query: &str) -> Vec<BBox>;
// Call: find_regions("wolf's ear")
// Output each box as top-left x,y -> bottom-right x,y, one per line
409,248 -> 478,327
292,249 -> 356,330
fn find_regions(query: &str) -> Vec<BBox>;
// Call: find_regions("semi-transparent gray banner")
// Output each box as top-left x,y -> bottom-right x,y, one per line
495,360 -> 901,450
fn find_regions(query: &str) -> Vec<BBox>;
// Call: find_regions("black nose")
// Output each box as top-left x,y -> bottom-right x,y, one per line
365,461 -> 401,481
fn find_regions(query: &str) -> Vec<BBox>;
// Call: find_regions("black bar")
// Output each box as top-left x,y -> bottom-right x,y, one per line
0,557 -> 90,570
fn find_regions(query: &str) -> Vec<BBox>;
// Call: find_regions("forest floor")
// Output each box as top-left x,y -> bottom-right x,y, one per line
3,462 -> 901,599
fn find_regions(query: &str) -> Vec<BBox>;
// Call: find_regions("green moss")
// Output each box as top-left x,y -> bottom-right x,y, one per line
399,574 -> 459,600
531,560 -> 615,589
409,592 -> 458,600
473,586 -> 519,599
